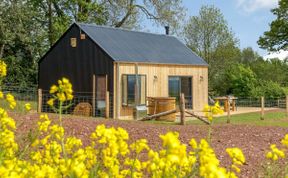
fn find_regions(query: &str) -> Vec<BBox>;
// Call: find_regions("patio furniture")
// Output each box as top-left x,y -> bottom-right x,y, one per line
214,96 -> 238,112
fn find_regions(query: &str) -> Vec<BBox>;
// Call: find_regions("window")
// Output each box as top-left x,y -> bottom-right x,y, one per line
168,76 -> 193,108
122,75 -> 146,106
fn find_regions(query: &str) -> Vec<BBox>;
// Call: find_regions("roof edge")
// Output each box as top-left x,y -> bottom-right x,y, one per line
114,61 -> 209,67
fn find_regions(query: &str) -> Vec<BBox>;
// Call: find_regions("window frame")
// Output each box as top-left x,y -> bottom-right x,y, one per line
122,74 -> 147,107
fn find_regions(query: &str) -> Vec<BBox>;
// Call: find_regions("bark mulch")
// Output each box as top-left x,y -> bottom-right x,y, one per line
13,113 -> 288,178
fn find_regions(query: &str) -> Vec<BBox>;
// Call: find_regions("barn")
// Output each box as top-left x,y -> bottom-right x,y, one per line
38,23 -> 208,119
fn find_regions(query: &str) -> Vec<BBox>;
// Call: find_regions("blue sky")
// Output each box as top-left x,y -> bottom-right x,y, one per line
145,0 -> 279,56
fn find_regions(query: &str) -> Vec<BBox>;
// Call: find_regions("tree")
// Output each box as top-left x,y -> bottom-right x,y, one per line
241,47 -> 262,64
224,64 -> 257,97
30,0 -> 186,46
183,5 -> 240,93
258,0 -> 288,51
100,0 -> 186,31
29,0 -> 108,46
0,0 -> 44,86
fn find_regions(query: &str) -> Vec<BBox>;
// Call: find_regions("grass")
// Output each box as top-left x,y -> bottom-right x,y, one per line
186,110 -> 288,127
0,100 -> 37,113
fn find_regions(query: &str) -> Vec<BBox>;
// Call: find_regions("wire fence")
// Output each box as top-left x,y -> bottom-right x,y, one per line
0,85 -> 38,112
41,90 -> 114,118
236,97 -> 286,108
1,84 -> 288,119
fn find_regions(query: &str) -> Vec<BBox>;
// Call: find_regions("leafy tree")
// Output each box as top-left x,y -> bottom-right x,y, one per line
251,80 -> 287,98
29,0 -> 108,46
240,47 -> 262,64
100,0 -> 186,31
258,0 -> 288,51
30,0 -> 186,46
0,0 -> 44,86
223,64 -> 257,97
249,57 -> 288,86
183,5 -> 240,93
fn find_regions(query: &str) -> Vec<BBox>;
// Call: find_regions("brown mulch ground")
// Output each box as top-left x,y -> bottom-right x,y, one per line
13,113 -> 288,178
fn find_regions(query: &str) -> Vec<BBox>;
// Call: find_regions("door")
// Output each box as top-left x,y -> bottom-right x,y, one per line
95,75 -> 107,117
168,76 -> 193,109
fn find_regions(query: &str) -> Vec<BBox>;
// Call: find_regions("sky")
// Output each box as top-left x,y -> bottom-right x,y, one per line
144,0 -> 282,58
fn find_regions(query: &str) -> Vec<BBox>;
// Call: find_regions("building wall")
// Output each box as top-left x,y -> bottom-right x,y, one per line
38,24 -> 114,116
113,62 -> 208,119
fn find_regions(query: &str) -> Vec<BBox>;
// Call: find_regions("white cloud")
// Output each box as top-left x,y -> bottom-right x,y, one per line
264,50 -> 288,60
236,0 -> 278,13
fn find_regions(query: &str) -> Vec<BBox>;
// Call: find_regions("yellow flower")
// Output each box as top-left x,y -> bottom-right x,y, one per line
47,98 -> 54,106
189,139 -> 198,149
226,147 -> 246,165
24,103 -> 31,111
0,60 -> 7,77
48,77 -> 73,104
130,139 -> 149,154
281,134 -> 288,147
6,93 -> 16,109
0,91 -> 3,99
265,144 -> 285,161
49,85 -> 58,94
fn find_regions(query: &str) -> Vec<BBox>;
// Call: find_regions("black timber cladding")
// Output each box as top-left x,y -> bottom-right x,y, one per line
38,24 -> 114,116
76,23 -> 208,66
39,24 -> 114,93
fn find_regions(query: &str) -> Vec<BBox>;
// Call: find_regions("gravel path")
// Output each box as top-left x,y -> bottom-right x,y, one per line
13,113 -> 288,177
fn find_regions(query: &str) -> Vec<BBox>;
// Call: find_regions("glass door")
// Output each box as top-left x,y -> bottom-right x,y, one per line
168,76 -> 193,109
96,75 -> 107,117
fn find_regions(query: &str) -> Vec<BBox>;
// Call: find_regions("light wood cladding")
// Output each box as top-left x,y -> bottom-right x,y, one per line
113,62 -> 208,119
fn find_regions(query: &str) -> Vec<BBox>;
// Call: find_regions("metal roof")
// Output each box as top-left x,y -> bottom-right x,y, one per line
76,23 -> 208,66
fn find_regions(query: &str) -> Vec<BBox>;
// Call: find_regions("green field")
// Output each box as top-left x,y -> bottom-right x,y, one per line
186,111 -> 288,127
146,110 -> 288,127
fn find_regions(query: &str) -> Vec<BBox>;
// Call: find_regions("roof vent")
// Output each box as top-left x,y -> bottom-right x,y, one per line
165,26 -> 169,35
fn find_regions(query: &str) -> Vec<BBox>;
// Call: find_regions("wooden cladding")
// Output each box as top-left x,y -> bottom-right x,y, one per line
114,63 -> 208,119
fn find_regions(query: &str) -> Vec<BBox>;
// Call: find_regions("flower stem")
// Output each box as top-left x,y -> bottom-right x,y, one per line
59,101 -> 67,159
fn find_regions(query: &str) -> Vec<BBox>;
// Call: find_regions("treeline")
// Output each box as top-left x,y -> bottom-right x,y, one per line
0,0 -> 287,98
0,0 -> 185,87
183,4 -> 288,98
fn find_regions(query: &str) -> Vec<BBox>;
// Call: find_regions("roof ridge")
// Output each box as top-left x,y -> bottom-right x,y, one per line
76,22 -> 174,38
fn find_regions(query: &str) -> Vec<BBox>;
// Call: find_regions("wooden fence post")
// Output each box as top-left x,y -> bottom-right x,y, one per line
92,75 -> 96,117
106,91 -> 110,119
261,96 -> 264,120
37,89 -> 42,113
180,93 -> 185,125
286,95 -> 288,117
227,97 -> 231,123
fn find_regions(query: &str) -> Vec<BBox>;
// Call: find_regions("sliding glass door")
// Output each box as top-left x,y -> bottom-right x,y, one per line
168,76 -> 193,108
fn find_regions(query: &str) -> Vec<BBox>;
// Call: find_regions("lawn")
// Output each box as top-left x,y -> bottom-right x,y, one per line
186,110 -> 288,127
0,99 -> 37,113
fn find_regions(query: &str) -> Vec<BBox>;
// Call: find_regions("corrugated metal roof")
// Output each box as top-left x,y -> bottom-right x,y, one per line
76,23 -> 208,66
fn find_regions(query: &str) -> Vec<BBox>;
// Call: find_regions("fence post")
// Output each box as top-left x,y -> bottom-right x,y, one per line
92,75 -> 96,117
227,96 -> 230,123
106,91 -> 110,119
180,93 -> 185,125
286,95 -> 288,117
37,89 -> 42,113
261,96 -> 264,120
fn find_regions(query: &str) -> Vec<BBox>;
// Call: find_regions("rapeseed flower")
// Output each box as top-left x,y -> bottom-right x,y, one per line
25,103 -> 31,111
266,144 -> 285,161
226,147 -> 246,173
0,60 -> 7,77
5,93 -> 16,109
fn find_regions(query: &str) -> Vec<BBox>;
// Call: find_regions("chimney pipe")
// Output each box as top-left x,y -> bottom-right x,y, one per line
165,26 -> 169,35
